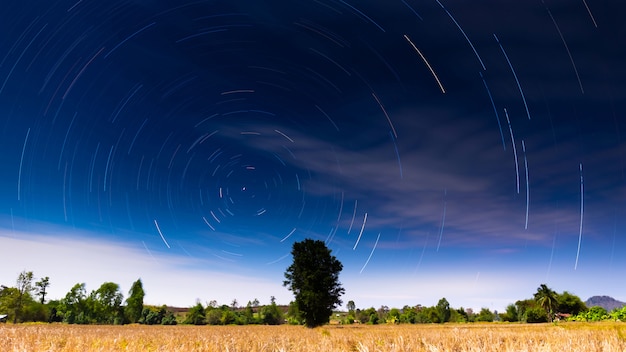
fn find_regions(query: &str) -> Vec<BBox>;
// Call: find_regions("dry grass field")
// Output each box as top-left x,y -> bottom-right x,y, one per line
1,322 -> 625,351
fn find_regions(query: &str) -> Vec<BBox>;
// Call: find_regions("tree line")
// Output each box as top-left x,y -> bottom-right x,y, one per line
0,270 -> 286,326
2,239 -> 624,326
1,269 -> 624,326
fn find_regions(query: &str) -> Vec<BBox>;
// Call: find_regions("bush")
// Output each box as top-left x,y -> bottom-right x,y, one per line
524,307 -> 548,323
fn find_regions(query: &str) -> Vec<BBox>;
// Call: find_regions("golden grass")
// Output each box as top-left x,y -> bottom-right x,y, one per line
1,322 -> 625,351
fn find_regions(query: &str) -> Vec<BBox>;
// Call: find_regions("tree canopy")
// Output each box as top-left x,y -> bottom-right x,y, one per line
283,239 -> 344,328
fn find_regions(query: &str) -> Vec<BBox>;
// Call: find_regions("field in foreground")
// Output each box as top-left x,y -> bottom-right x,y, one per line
1,322 -> 626,351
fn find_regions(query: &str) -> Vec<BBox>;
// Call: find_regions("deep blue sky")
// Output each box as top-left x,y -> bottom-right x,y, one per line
1,0 -> 625,311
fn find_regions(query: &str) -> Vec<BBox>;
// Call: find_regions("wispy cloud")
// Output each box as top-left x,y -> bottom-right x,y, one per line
0,224 -> 291,307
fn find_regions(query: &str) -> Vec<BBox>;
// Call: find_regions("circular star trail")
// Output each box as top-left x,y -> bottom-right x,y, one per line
1,0 -> 625,308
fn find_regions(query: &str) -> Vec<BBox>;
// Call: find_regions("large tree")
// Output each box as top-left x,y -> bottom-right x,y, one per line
125,279 -> 145,323
91,282 -> 124,324
14,271 -> 34,323
435,297 -> 451,323
283,239 -> 344,328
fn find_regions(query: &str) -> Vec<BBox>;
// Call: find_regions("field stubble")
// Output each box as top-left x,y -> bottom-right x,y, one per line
1,322 -> 625,351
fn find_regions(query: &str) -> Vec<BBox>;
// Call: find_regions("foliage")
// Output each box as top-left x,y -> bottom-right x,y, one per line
610,306 -> 626,321
140,305 -> 176,325
346,300 -> 356,313
524,307 -> 548,323
14,271 -> 34,323
534,284 -> 558,321
476,308 -> 495,322
556,291 -> 587,315
501,304 -> 519,322
571,306 -> 609,322
283,239 -> 344,328
183,302 -> 206,325
436,298 -> 451,323
35,277 -> 50,304
261,301 -> 283,325
125,279 -> 145,323
90,282 -> 124,324
287,301 -> 303,325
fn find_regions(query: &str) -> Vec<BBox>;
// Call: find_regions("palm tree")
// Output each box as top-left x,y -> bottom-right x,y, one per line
534,284 -> 558,321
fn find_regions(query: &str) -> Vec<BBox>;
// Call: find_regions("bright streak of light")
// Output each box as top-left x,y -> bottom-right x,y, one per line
154,219 -> 171,249
347,200 -> 358,234
575,163 -> 584,270
338,0 -> 386,32
545,7 -> 584,94
315,105 -> 340,131
353,212 -> 368,250
336,191 -> 344,224
435,0 -> 486,70
220,89 -> 255,95
479,71 -> 506,151
400,0 -> 423,20
494,34 -> 531,120
210,210 -> 221,223
414,232 -> 429,273
104,22 -> 156,59
142,241 -> 158,263
360,233 -> 381,274
504,108 -> 520,194
275,129 -> 294,143
17,128 -> 30,201
404,34 -> 446,94
266,253 -> 290,265
202,216 -> 215,231
390,131 -> 403,179
372,92 -> 398,139
436,189 -> 447,251
581,0 -> 598,27
522,140 -> 530,229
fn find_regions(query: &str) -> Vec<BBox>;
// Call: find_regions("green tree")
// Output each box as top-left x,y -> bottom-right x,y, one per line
59,283 -> 88,324
261,301 -> 284,325
0,286 -> 20,323
436,298 -> 451,323
524,306 -> 548,323
184,302 -> 206,325
476,308 -> 494,322
534,284 -> 558,321
243,301 -> 256,324
125,279 -> 145,323
287,300 -> 303,325
556,291 -> 587,315
91,282 -> 124,324
14,271 -> 34,323
283,239 -> 344,328
346,300 -> 356,313
388,308 -> 401,323
502,304 -> 519,322
34,277 -> 50,304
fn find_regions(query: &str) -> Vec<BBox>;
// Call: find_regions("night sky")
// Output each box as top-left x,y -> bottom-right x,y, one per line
1,0 -> 625,311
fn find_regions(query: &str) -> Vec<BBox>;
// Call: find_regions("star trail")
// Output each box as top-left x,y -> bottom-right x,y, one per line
1,0 -> 625,310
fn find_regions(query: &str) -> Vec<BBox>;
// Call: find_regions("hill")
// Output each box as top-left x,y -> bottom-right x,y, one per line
585,296 -> 625,311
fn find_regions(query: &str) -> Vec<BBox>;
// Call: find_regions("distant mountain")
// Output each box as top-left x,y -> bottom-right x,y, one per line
585,296 -> 625,311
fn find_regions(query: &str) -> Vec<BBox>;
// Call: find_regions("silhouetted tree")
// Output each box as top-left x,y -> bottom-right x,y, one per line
35,276 -> 50,304
283,239 -> 344,328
